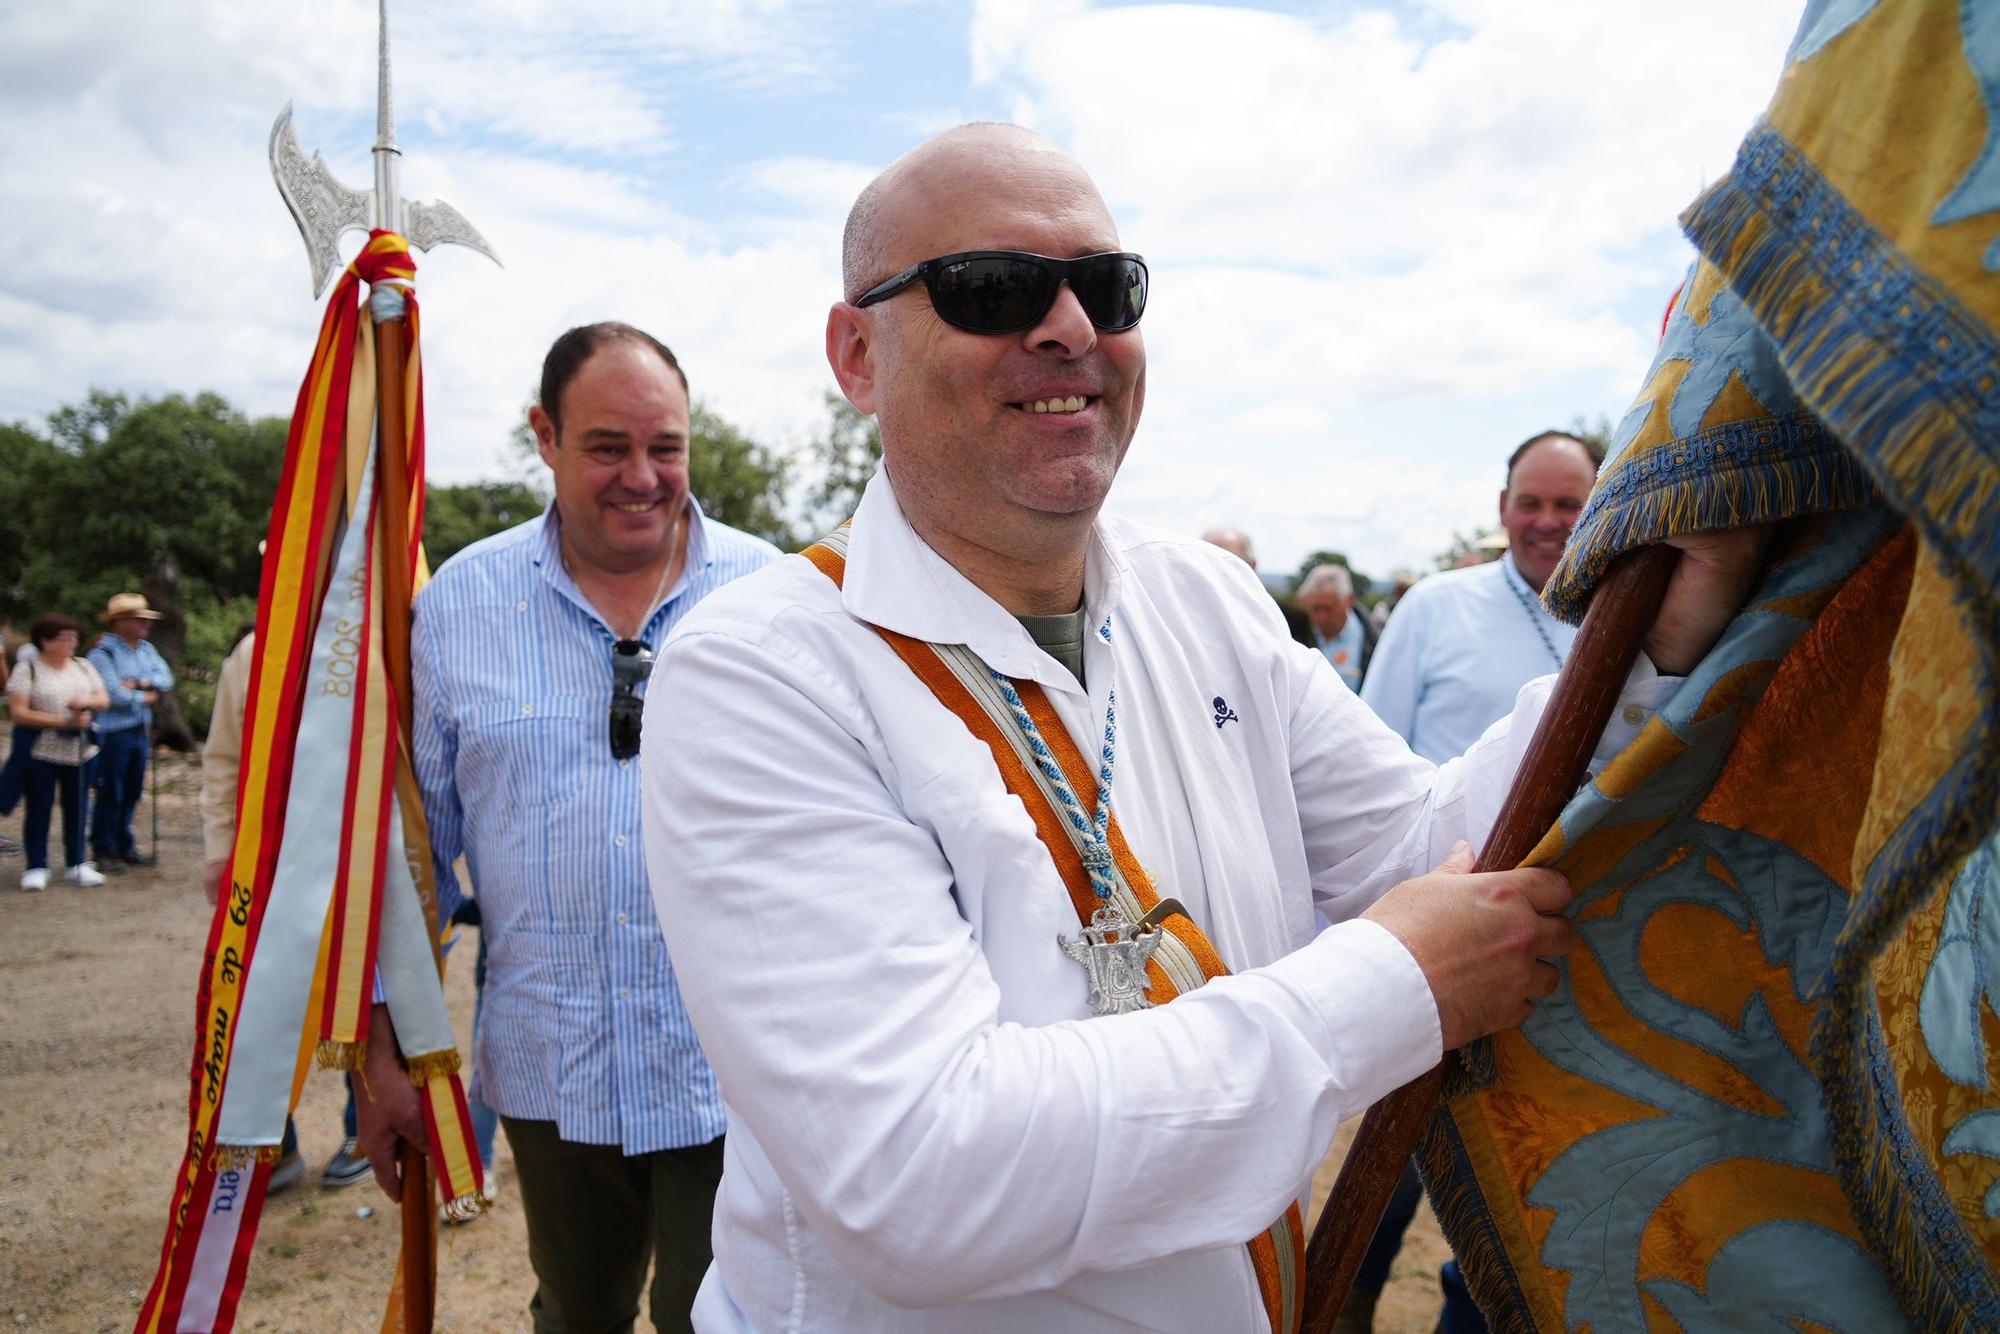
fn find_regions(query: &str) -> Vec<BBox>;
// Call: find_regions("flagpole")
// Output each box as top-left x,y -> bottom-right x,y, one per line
371,304 -> 438,1332
1298,542 -> 1680,1334
367,4 -> 436,1324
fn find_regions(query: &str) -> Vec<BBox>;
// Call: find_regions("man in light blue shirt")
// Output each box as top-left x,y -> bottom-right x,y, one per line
87,593 -> 174,869
1361,431 -> 1601,763
360,323 -> 779,1334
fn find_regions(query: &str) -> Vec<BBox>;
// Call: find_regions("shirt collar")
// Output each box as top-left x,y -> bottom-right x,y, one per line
840,465 -> 1125,698
532,495 -> 714,642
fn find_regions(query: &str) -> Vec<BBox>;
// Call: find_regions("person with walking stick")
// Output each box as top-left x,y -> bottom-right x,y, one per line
86,592 -> 173,872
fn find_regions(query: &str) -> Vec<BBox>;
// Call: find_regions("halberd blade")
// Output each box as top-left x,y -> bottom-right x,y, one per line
269,102 -> 372,298
403,197 -> 502,268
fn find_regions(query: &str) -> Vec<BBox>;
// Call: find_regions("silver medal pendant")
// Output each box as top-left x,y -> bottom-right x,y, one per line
1059,904 -> 1164,1016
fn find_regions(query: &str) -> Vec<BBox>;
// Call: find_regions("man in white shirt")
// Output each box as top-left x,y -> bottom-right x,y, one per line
1361,432 -> 1603,762
641,126 -> 1758,1333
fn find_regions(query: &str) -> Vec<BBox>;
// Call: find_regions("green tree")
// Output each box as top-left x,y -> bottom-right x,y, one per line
1293,550 -> 1375,600
4,390 -> 286,745
688,403 -> 794,549
424,481 -> 546,568
800,391 -> 882,532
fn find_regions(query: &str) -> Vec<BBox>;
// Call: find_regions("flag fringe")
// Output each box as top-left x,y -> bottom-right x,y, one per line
1682,125 -> 2000,624
1543,408 -> 1877,624
317,1038 -> 368,1071
404,1049 -> 461,1085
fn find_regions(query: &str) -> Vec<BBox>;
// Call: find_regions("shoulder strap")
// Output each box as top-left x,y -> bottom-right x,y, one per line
802,528 -> 1304,1334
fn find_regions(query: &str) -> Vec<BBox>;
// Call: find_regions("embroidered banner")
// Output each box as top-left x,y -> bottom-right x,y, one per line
1433,3 -> 2000,1327
136,233 -> 483,1334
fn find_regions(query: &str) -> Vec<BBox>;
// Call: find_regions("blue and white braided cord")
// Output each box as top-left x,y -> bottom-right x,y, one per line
986,622 -> 1119,900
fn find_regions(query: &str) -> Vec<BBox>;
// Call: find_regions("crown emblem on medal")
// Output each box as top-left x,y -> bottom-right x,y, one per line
1059,905 -> 1164,1016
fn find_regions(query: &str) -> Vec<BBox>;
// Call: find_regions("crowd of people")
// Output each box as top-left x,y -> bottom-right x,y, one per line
0,593 -> 173,888
8,123 -> 1763,1334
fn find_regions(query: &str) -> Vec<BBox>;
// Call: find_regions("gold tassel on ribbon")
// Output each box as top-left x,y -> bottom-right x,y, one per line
316,1038 -> 368,1071
403,1048 -> 462,1086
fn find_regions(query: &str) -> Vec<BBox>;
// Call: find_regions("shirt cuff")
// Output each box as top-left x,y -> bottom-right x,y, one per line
1262,917 -> 1443,1105
1588,656 -> 1683,766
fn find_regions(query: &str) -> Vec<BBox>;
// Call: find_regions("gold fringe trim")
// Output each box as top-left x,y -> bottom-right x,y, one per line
315,1038 -> 367,1071
211,1142 -> 284,1173
403,1048 -> 462,1086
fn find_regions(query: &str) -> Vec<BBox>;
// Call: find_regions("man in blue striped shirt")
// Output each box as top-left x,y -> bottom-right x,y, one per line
358,322 -> 780,1334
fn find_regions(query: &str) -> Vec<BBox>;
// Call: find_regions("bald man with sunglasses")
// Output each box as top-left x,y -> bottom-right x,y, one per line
641,125 -> 1764,1333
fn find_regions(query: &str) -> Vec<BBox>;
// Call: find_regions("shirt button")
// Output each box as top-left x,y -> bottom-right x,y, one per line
522,704 -> 534,716
615,834 -> 627,847
620,759 -> 631,770
1621,705 -> 1645,725
619,987 -> 632,1000
517,600 -> 528,612
616,912 -> 629,925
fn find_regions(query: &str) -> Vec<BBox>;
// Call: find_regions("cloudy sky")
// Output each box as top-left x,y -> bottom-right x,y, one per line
0,0 -> 1804,577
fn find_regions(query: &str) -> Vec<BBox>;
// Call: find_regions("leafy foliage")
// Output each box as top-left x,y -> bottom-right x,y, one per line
687,403 -> 795,551
799,391 -> 882,533
424,480 -> 547,568
2,387 -> 808,739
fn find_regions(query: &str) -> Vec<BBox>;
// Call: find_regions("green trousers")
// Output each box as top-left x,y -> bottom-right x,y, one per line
501,1117 -> 724,1334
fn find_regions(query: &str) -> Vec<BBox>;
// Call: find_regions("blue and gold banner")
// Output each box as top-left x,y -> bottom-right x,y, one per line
1431,2 -> 2000,1328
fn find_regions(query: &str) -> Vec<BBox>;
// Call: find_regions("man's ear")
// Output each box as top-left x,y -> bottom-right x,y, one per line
827,303 -> 880,416
529,404 -> 559,467
1497,487 -> 1509,527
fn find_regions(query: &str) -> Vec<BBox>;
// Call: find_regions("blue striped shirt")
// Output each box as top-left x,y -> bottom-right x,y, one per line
87,635 -> 175,733
412,500 -> 780,1153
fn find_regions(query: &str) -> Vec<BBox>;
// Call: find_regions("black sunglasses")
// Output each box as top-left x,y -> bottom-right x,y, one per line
854,251 -> 1148,334
609,638 -> 653,761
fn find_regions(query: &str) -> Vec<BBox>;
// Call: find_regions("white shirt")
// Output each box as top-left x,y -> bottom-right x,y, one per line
641,470 -> 1671,1333
1361,554 -> 1581,763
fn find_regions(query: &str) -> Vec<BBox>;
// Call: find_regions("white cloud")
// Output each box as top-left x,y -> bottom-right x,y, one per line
0,0 -> 1805,577
969,0 -> 1800,574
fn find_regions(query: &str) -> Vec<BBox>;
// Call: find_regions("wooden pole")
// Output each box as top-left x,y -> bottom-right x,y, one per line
371,303 -> 436,1333
1298,543 -> 1680,1334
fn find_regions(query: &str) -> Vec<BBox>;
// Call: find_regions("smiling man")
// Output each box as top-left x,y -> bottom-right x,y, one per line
640,127 -> 1752,1333
1361,431 -> 1604,763
358,323 -> 779,1334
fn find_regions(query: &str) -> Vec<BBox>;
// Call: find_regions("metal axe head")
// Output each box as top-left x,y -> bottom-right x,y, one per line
267,0 -> 500,298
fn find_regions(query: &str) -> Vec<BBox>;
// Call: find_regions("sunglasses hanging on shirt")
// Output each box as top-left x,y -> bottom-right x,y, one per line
855,251 -> 1148,335
609,638 -> 653,760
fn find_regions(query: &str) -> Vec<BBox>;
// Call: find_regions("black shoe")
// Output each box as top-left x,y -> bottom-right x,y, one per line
322,1138 -> 373,1188
94,851 -> 129,874
120,849 -> 158,868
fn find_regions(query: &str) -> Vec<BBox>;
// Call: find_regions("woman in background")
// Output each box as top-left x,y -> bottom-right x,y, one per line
5,613 -> 110,889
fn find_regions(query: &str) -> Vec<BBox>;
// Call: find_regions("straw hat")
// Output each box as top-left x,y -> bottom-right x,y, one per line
101,592 -> 164,623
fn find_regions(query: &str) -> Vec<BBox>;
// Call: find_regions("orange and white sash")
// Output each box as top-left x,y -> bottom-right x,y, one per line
803,525 -> 1304,1334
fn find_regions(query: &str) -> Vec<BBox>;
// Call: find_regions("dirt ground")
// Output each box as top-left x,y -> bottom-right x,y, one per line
0,743 -> 1451,1333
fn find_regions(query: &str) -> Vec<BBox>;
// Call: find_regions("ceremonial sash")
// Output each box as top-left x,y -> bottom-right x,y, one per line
137,233 -> 483,1334
803,526 -> 1304,1334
